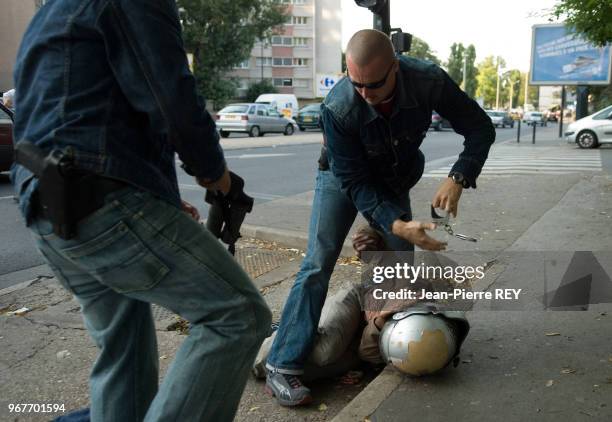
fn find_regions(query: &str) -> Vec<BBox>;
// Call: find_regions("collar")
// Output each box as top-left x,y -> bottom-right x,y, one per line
363,60 -> 419,125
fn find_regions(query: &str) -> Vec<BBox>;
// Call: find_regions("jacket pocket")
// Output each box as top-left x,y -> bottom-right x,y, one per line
62,221 -> 169,293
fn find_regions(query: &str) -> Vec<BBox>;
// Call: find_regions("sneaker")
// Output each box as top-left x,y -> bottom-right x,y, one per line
265,370 -> 313,406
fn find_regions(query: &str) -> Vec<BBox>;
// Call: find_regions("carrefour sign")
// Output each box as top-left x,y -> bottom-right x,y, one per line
530,24 -> 611,85
317,74 -> 344,97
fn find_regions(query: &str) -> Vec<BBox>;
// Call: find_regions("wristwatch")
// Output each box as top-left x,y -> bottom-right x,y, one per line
449,171 -> 470,188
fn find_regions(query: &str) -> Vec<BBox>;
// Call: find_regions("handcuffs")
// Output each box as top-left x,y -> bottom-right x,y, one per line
431,205 -> 478,242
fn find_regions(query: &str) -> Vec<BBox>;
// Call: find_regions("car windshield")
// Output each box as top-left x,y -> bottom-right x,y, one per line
592,105 -> 612,120
0,109 -> 10,122
301,104 -> 320,112
220,105 -> 249,114
486,111 -> 503,117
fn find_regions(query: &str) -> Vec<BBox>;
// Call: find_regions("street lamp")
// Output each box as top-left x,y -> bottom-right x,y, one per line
495,57 -> 505,110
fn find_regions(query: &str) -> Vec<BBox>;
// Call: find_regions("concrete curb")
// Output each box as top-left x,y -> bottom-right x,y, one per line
240,223 -> 356,257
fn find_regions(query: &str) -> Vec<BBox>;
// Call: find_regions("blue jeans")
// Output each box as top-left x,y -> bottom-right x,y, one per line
29,187 -> 271,422
266,170 -> 413,374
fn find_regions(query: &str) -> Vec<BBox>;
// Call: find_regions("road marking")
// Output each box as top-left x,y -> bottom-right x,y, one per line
423,145 -> 602,177
178,184 -> 284,201
0,195 -> 15,200
225,153 -> 296,159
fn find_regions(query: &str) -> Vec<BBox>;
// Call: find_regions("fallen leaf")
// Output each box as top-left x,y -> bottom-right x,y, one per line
546,380 -> 554,387
160,355 -> 167,360
545,332 -> 561,337
318,404 -> 328,411
248,407 -> 259,412
560,368 -> 576,374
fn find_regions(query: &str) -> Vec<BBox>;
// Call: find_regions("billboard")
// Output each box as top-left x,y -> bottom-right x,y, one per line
530,24 -> 611,85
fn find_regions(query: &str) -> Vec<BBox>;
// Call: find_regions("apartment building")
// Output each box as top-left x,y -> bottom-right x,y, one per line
230,0 -> 342,100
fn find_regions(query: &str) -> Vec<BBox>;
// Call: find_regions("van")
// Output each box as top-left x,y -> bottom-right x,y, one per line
255,94 -> 299,119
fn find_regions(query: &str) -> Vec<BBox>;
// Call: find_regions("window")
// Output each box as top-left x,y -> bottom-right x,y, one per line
256,57 -> 273,66
293,37 -> 308,47
292,16 -> 308,25
273,57 -> 293,66
273,78 -> 293,87
293,0 -> 306,4
271,36 -> 293,46
293,58 -> 308,67
233,59 -> 249,69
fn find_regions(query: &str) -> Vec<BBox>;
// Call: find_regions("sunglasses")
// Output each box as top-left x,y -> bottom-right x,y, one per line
347,61 -> 395,90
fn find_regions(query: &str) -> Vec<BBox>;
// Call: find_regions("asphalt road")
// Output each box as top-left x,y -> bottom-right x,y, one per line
0,126 -> 529,288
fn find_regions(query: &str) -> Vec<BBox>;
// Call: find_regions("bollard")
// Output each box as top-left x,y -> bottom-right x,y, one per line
516,120 -> 521,143
532,122 -> 536,144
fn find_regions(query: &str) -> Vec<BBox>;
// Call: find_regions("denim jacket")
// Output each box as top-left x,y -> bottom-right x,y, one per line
11,0 -> 225,222
321,56 -> 495,233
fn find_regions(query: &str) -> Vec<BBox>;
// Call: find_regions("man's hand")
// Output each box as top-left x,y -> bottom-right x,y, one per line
196,167 -> 231,195
365,310 -> 394,330
432,177 -> 463,218
391,220 -> 447,251
181,200 -> 200,221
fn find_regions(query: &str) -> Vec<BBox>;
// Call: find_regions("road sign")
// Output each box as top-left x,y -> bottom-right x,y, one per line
316,74 -> 343,97
530,24 -> 611,85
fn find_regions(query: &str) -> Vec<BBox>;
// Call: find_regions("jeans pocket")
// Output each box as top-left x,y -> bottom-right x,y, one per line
61,221 -> 169,293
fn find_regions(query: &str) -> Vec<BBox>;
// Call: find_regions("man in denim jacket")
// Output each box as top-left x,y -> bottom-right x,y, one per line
12,1 -> 271,420
265,29 -> 494,405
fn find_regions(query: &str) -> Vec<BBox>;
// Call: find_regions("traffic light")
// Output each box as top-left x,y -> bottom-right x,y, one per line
354,0 -> 390,35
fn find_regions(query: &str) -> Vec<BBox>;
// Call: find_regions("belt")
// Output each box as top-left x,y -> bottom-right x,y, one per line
35,175 -> 128,223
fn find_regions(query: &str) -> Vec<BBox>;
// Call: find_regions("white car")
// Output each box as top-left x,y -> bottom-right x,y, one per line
565,105 -> 612,149
522,111 -> 546,126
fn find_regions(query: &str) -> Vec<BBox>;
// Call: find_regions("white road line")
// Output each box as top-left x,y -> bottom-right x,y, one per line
0,195 -> 15,200
178,184 -> 284,201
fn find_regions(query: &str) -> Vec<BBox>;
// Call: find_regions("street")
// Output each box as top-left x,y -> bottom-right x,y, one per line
1,126 -> 521,289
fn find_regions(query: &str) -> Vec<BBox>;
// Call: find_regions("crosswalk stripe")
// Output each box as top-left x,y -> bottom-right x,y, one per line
424,146 -> 602,177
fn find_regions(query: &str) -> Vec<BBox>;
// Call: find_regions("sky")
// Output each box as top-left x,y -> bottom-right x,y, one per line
340,0 -> 560,72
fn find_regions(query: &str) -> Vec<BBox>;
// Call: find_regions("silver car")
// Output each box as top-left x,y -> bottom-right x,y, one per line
215,103 -> 296,138
565,105 -> 612,149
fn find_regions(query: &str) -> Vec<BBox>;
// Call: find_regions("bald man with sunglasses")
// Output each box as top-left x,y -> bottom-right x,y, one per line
265,29 -> 494,406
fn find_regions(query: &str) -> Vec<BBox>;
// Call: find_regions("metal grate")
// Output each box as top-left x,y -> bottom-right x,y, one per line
152,243 -> 298,323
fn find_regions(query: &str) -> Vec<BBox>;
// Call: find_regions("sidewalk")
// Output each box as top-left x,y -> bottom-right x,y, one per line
2,127 -> 611,421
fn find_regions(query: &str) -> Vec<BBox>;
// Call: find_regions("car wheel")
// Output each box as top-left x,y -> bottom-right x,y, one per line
284,124 -> 294,136
299,126 -> 305,131
576,130 -> 598,149
219,130 -> 230,138
249,126 -> 260,138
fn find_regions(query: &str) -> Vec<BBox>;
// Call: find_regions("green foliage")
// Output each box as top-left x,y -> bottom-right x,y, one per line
445,43 -> 478,98
405,36 -> 441,65
590,84 -> 612,111
178,0 -> 287,109
476,56 -> 501,108
446,43 -> 465,85
245,80 -> 277,102
551,0 -> 612,47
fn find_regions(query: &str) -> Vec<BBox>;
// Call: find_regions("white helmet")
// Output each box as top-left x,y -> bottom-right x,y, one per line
379,303 -> 470,376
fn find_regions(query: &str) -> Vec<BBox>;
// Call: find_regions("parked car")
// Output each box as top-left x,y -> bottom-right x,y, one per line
522,111 -> 547,126
0,103 -> 14,173
430,111 -> 451,131
255,94 -> 299,119
485,110 -> 514,128
565,104 -> 612,149
215,103 -> 296,138
295,103 -> 321,131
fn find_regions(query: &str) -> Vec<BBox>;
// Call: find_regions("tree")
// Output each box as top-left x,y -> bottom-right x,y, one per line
178,0 -> 287,109
405,36 -> 440,65
446,43 -> 465,85
246,80 -> 277,102
505,69 -> 522,109
476,56 -> 507,109
551,0 -> 612,47
463,45 -> 478,98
